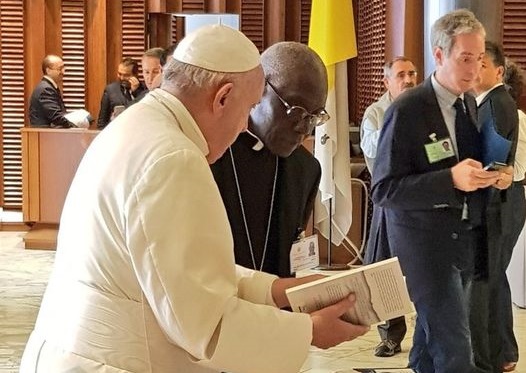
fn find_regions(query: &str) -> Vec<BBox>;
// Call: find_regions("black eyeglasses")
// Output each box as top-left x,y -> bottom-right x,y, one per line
266,80 -> 330,128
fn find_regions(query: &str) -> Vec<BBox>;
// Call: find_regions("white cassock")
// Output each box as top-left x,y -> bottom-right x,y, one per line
20,89 -> 311,373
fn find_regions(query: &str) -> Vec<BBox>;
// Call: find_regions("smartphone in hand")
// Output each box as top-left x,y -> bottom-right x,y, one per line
483,161 -> 507,171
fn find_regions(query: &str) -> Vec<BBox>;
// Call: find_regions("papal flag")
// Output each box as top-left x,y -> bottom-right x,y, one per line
309,0 -> 357,245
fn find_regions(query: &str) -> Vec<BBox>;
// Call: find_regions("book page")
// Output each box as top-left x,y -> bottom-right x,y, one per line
364,259 -> 414,321
286,258 -> 412,326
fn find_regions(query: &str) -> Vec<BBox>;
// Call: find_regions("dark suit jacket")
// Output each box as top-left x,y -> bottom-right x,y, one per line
370,77 -> 484,301
97,81 -> 146,129
211,132 -> 321,278
28,78 -> 72,128
478,85 -> 518,237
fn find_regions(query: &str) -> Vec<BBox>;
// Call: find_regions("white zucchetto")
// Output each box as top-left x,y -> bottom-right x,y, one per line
172,24 -> 261,73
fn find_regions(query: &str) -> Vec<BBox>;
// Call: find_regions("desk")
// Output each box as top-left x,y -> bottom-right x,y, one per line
21,128 -> 98,248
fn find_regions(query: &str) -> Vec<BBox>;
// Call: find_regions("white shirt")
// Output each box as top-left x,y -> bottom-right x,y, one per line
20,89 -> 312,373
360,91 -> 392,172
514,109 -> 526,181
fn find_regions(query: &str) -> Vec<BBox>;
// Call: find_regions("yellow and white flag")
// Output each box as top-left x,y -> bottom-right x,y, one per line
309,0 -> 357,245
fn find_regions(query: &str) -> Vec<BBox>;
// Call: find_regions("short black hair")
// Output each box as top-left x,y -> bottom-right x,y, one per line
120,57 -> 139,76
485,40 -> 505,69
160,44 -> 178,66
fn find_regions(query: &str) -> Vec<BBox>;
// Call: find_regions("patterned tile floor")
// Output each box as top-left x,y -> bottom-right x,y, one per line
0,231 -> 524,372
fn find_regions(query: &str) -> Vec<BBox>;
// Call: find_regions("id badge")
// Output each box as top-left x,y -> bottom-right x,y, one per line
290,234 -> 319,274
425,137 -> 455,163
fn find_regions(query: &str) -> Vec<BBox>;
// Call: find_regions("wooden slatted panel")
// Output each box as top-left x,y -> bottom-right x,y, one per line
299,0 -> 312,44
122,0 -> 146,61
62,0 -> 85,111
172,15 -> 183,44
182,0 -> 205,12
240,0 -> 264,52
356,0 -> 385,123
171,1 -> 206,45
0,0 -> 24,209
502,0 -> 526,69
172,15 -> 179,45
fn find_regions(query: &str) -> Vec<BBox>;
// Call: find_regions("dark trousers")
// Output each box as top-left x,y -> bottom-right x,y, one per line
470,183 -> 524,373
407,229 -> 483,373
377,316 -> 406,344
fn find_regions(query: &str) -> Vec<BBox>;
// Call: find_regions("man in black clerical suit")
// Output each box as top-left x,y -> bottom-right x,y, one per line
211,42 -> 328,278
28,55 -> 74,128
97,57 -> 146,129
470,40 -> 518,373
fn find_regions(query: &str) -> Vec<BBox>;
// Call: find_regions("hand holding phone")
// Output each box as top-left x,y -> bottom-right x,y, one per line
483,161 -> 507,171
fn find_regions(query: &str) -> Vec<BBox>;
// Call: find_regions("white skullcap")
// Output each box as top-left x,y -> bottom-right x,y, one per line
173,24 -> 260,73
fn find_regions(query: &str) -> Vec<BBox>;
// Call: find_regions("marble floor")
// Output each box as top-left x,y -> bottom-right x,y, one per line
0,231 -> 525,373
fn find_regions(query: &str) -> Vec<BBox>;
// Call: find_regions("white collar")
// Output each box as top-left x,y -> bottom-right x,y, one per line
246,130 -> 265,151
476,82 -> 505,106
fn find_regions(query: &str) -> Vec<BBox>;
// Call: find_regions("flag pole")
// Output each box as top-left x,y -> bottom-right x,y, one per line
310,0 -> 355,272
316,196 -> 350,271
328,197 -> 332,266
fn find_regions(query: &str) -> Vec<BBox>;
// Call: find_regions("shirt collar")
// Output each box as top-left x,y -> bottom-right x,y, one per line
245,130 -> 265,151
431,72 -> 462,108
476,82 -> 504,106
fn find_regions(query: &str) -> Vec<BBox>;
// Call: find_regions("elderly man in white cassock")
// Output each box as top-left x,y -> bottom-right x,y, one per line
20,25 -> 369,373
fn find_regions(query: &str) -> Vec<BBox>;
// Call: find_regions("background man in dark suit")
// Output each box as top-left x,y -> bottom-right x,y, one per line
28,55 -> 74,128
371,9 -> 503,373
211,41 -> 327,278
471,40 -> 518,373
97,57 -> 146,129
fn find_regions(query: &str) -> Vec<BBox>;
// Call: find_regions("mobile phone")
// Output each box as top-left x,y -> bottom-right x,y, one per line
483,161 -> 507,171
113,105 -> 125,117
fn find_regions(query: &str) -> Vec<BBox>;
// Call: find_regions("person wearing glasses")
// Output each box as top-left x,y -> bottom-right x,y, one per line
28,55 -> 75,128
211,41 -> 329,279
360,56 -> 417,358
20,26 -> 369,373
97,57 -> 146,129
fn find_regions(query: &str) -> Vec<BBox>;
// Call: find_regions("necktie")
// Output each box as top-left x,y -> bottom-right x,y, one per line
453,97 -> 478,161
453,97 -> 484,226
123,87 -> 132,101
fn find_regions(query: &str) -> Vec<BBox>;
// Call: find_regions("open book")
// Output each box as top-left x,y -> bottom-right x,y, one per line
286,257 -> 413,326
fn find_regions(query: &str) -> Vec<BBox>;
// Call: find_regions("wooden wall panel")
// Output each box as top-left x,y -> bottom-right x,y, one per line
502,0 -> 526,111
85,0 -> 109,123
106,0 -> 123,79
62,0 -> 85,111
122,0 -> 147,59
239,0 -> 265,52
356,0 -> 386,124
264,0 -> 284,46
1,0 -> 24,208
24,0 -> 46,93
45,0 -> 63,56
